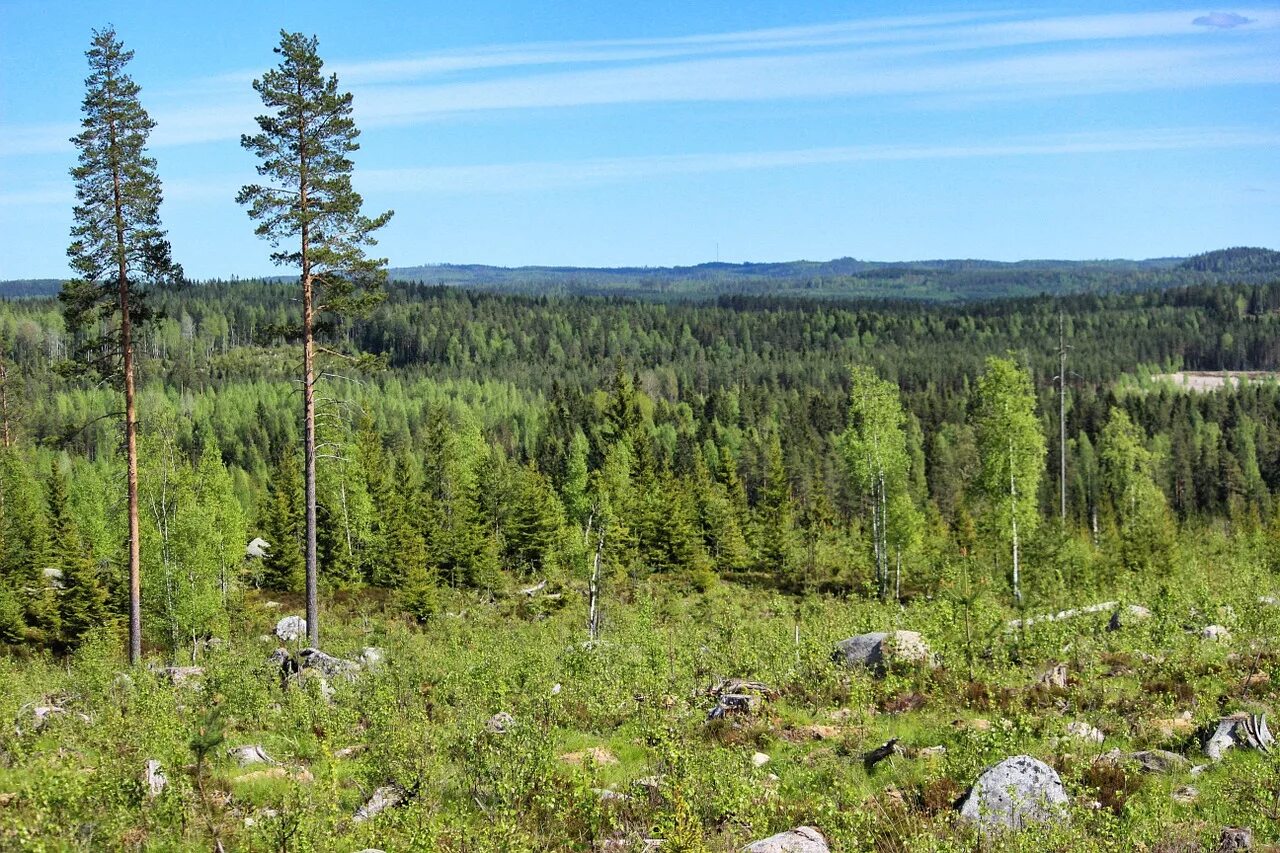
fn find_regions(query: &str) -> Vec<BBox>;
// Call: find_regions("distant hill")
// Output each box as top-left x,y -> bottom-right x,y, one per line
1178,247 -> 1280,276
382,252 -> 1262,302
5,249 -> 1276,302
0,279 -> 61,298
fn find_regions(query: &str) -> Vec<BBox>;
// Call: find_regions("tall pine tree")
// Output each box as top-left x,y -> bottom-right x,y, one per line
239,31 -> 393,646
62,27 -> 181,664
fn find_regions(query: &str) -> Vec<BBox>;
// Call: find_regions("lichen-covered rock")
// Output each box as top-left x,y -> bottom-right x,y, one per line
742,826 -> 830,853
486,711 -> 515,734
1125,749 -> 1190,774
297,647 -> 360,679
958,755 -> 1068,831
144,759 -> 167,798
832,631 -> 932,671
274,615 -> 306,643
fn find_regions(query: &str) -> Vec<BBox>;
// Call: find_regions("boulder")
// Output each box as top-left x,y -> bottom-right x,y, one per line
1107,604 -> 1151,631
352,785 -> 407,823
360,647 -> 385,669
275,615 -> 306,643
297,647 -> 360,679
957,755 -> 1068,831
832,631 -> 932,671
245,537 -> 270,558
742,826 -> 829,853
751,752 -> 770,768
1008,601 -> 1116,630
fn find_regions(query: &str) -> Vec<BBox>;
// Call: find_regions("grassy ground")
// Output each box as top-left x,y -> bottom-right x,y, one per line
1,534 -> 1279,851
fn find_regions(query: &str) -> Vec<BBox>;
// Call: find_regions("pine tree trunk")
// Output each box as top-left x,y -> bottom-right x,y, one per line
112,119 -> 143,666
303,272 -> 319,648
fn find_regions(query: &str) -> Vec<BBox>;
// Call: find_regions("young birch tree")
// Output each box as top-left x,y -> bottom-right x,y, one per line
239,31 -> 392,647
62,27 -> 182,664
840,366 -> 911,600
975,356 -> 1045,606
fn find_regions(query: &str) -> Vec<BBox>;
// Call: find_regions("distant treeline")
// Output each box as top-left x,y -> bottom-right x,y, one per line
7,247 -> 1279,303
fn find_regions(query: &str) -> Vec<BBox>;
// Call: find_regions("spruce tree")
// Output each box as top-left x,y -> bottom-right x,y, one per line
63,27 -> 181,664
261,452 -> 305,592
239,31 -> 393,646
49,460 -> 107,651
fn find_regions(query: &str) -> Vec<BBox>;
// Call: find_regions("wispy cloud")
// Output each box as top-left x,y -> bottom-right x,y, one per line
1193,12 -> 1255,28
3,8 -> 1278,157
354,128 -> 1280,194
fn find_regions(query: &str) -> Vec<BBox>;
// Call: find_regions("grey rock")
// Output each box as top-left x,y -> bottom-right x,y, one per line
1008,601 -> 1116,630
832,631 -> 932,671
245,537 -> 270,558
297,647 -> 360,679
1126,749 -> 1190,774
352,784 -> 407,823
958,755 -> 1068,831
275,615 -> 306,643
360,646 -> 385,669
228,744 -> 277,767
742,825 -> 829,852
1201,624 -> 1232,642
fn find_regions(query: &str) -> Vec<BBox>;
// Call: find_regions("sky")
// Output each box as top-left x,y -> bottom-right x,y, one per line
1,1 -> 1278,279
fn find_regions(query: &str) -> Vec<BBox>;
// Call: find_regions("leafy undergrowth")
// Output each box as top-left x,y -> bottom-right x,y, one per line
1,544 -> 1279,851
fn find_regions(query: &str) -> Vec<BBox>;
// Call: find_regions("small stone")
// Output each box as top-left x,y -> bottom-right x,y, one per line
1065,721 -> 1104,744
1201,625 -> 1231,642
1171,785 -> 1199,804
334,744 -> 367,759
360,647 -> 384,669
751,752 -> 770,767
486,711 -> 515,734
1125,750 -> 1190,774
275,615 -> 306,643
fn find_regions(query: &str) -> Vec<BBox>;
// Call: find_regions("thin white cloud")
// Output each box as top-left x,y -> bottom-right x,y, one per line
354,128 -> 1280,194
3,8 -> 1278,157
1193,12 -> 1255,28
7,127 -> 1272,209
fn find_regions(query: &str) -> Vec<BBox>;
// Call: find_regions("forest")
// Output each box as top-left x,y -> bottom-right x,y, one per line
3,25 -> 1280,853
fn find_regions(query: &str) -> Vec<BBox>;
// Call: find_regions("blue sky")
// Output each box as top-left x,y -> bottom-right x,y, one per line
1,1 -> 1278,279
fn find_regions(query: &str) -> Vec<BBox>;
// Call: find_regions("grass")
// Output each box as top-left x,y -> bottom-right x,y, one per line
1,532 -> 1279,850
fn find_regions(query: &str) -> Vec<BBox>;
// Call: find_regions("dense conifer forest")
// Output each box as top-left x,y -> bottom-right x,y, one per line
2,274 -> 1280,650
